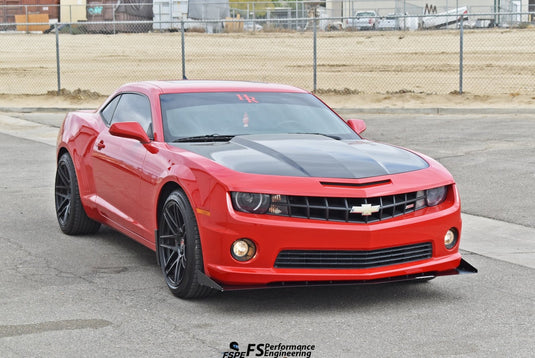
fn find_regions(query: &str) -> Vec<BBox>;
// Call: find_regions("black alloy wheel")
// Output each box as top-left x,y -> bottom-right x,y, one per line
55,153 -> 100,235
158,190 -> 213,298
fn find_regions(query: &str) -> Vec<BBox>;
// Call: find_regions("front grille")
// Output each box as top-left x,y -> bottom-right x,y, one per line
269,191 -> 426,224
274,242 -> 433,269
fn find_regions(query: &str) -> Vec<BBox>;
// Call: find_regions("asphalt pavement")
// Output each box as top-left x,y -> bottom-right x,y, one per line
0,108 -> 534,357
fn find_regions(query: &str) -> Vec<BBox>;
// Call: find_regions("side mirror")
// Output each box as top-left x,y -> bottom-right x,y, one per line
347,119 -> 367,135
109,122 -> 150,144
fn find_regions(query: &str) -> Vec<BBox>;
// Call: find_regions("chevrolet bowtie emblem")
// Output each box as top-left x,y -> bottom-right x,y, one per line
350,204 -> 380,216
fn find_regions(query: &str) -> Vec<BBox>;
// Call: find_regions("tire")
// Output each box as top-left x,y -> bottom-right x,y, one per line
157,190 -> 213,298
55,152 -> 101,235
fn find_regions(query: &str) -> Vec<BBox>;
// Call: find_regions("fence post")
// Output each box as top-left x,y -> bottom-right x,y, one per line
313,17 -> 317,92
55,23 -> 61,95
113,5 -> 116,35
459,16 -> 464,94
24,5 -> 29,33
69,5 -> 73,34
181,20 -> 186,79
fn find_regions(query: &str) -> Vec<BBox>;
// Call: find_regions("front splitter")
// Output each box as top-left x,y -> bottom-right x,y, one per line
197,258 -> 477,292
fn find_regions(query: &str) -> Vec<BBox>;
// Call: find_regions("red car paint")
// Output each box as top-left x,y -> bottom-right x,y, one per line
56,80 -> 474,291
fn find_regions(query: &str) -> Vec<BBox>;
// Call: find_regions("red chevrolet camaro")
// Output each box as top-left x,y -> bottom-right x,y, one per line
55,80 -> 476,298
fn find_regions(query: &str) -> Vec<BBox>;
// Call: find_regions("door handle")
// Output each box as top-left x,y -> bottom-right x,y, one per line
97,140 -> 105,150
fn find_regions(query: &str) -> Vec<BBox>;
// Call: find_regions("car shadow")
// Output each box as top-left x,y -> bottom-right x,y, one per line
193,279 -> 462,314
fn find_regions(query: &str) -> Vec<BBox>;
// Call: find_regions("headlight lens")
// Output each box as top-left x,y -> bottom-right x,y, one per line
231,192 -> 271,214
426,186 -> 448,207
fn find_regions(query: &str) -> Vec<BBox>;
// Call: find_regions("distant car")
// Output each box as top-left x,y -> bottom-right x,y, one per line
243,21 -> 263,32
474,18 -> 496,28
55,80 -> 476,298
347,10 -> 377,30
377,14 -> 400,30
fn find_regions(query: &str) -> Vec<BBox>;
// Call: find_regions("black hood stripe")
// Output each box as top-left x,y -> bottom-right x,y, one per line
172,134 -> 429,179
231,136 -> 311,176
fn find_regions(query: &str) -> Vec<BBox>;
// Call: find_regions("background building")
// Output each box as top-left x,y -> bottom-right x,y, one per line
327,0 -> 530,17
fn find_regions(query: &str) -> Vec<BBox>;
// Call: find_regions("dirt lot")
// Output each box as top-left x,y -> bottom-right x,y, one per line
1,28 -> 534,109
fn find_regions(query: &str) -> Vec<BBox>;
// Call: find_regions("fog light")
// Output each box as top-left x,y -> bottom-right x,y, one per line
231,239 -> 256,261
444,228 -> 458,250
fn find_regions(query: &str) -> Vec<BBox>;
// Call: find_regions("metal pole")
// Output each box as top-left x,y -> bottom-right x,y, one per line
494,0 -> 497,24
403,0 -> 406,30
181,20 -> 186,79
25,5 -> 28,33
498,0 -> 501,25
313,17 -> 317,91
55,23 -> 61,95
459,16 -> 463,94
456,0 -> 459,27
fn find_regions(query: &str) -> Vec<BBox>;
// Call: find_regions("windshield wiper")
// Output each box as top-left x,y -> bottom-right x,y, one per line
295,132 -> 342,140
173,134 -> 235,143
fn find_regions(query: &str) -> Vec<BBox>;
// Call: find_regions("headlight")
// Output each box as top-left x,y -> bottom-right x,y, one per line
426,186 -> 448,206
231,192 -> 271,214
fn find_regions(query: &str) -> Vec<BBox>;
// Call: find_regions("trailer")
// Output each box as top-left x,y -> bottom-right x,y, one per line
421,6 -> 468,29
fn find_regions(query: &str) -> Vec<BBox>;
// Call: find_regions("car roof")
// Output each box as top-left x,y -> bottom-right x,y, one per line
118,80 -> 309,95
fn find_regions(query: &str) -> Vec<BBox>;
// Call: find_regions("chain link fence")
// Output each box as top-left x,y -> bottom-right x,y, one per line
1,7 -> 534,96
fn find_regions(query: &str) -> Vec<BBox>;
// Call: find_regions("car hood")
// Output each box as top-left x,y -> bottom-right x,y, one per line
172,134 -> 429,179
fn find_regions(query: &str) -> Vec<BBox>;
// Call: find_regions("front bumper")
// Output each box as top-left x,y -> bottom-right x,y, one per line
198,192 -> 470,287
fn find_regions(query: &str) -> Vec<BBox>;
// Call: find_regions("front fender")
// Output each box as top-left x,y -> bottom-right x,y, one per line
56,111 -> 102,218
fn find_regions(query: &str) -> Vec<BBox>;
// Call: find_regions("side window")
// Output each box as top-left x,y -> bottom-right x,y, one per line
100,95 -> 121,125
111,93 -> 153,139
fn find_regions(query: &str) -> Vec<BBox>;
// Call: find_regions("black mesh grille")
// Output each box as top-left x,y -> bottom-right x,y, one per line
269,191 -> 426,223
274,242 -> 433,269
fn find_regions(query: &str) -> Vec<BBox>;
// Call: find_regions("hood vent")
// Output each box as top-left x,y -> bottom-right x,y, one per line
320,180 -> 391,188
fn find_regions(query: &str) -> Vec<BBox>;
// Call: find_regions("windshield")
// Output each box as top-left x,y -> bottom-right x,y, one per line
356,12 -> 375,17
160,92 -> 360,142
